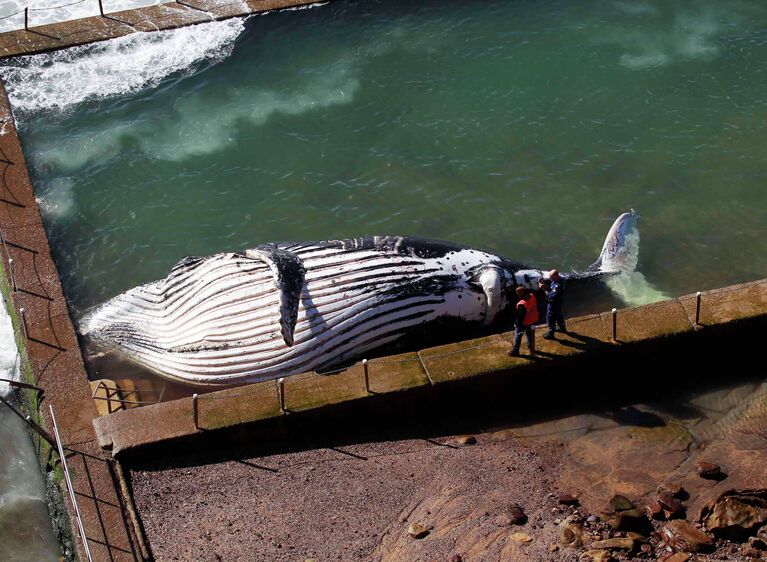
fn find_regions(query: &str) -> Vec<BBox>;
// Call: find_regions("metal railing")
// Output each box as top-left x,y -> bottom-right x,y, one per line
1,0 -> 214,31
49,405 -> 94,562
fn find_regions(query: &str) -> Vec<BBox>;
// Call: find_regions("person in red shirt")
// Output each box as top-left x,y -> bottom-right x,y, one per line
508,286 -> 538,357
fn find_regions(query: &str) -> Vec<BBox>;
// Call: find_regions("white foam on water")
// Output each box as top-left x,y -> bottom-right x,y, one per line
0,293 -> 20,397
141,61 -> 360,161
0,17 -> 245,121
607,2 -> 736,70
598,223 -> 669,306
607,271 -> 668,306
36,177 -> 76,220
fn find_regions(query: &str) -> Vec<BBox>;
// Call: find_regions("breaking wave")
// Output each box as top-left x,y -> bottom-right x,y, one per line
0,18 -> 246,121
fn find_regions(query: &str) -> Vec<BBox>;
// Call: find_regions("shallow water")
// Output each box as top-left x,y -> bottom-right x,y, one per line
4,0 -> 767,317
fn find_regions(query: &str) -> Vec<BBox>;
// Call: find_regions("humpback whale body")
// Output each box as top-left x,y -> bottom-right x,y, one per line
81,211 -> 639,386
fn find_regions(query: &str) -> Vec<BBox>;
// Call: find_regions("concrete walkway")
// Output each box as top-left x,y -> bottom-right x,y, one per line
0,83 -> 142,561
0,0 -> 322,59
93,278 -> 767,457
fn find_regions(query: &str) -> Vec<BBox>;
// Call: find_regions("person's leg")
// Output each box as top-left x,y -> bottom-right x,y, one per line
544,304 -> 556,339
555,306 -> 567,332
509,326 -> 524,356
526,326 -> 535,355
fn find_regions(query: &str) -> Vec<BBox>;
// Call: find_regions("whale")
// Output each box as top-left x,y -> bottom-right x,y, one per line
80,211 -> 639,387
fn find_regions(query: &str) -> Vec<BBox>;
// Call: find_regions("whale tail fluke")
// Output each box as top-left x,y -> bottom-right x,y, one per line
586,209 -> 668,306
590,209 -> 640,274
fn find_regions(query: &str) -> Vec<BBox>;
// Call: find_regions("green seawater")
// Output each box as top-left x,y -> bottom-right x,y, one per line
8,0 -> 767,316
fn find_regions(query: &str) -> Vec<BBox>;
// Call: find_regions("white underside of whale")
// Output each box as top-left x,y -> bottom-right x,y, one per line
82,238 -> 507,386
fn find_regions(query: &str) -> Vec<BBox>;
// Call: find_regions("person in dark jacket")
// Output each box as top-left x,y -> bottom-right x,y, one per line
508,286 -> 538,357
539,269 -> 567,340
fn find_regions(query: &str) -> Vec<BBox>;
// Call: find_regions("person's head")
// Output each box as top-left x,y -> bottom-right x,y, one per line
515,286 -> 528,299
549,269 -> 560,282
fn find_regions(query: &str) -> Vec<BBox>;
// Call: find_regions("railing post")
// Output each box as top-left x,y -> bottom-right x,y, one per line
277,377 -> 286,414
0,394 -> 56,447
611,308 -> 617,341
8,257 -> 15,291
98,0 -> 104,16
19,307 -> 27,340
695,291 -> 701,326
24,8 -> 29,30
49,406 -> 94,562
362,359 -> 370,394
192,393 -> 199,429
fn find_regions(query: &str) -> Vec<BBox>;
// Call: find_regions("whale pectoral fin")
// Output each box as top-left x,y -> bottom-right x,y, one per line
245,246 -> 305,347
476,266 -> 504,326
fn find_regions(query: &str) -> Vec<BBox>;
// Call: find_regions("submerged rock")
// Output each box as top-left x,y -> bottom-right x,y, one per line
662,520 -> 714,553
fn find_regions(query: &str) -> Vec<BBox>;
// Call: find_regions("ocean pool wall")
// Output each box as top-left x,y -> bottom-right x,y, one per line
0,80 -> 142,561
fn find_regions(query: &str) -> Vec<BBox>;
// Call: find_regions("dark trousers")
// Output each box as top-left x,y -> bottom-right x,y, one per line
546,304 -> 566,334
512,325 -> 535,352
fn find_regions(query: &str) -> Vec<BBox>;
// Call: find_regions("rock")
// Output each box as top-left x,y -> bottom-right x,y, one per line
664,554 -> 691,562
748,536 -> 767,550
450,555 -> 462,562
609,495 -> 635,511
607,509 -> 650,533
662,520 -> 714,553
695,461 -> 723,480
407,522 -> 430,539
658,482 -> 686,499
507,504 -> 527,525
587,515 -> 599,523
559,493 -> 580,506
548,544 -> 559,553
704,493 -> 767,540
741,543 -> 766,559
510,532 -> 533,543
656,492 -> 686,519
559,521 -> 584,548
759,524 -> 767,542
579,550 -> 615,562
455,435 -> 477,446
627,531 -> 648,542
646,500 -> 664,520
588,537 -> 636,550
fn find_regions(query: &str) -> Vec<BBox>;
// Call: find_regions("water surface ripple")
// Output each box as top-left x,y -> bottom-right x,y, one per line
3,0 -> 766,315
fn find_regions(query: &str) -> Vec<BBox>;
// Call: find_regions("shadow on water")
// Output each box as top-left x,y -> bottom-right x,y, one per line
126,318 -> 766,472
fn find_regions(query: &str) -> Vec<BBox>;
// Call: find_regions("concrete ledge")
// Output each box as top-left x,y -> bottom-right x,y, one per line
0,0 -> 325,59
92,279 -> 767,457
